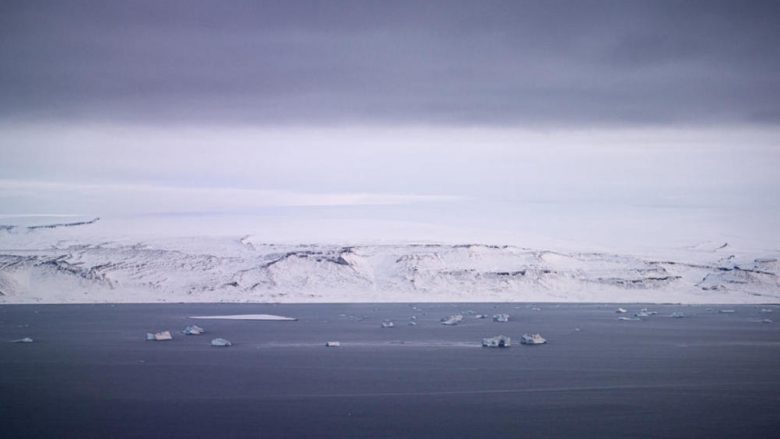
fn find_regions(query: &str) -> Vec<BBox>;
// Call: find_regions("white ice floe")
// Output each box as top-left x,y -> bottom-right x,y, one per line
616,308 -> 627,314
520,333 -> 547,345
210,338 -> 232,347
146,330 -> 173,341
482,335 -> 511,348
618,316 -> 641,321
189,314 -> 297,321
325,341 -> 341,347
440,314 -> 464,326
182,325 -> 205,335
492,313 -> 510,323
381,320 -> 395,328
670,312 -> 686,318
10,337 -> 34,343
719,309 -> 736,314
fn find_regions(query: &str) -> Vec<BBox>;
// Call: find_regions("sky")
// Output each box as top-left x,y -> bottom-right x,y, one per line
1,1 -> 778,249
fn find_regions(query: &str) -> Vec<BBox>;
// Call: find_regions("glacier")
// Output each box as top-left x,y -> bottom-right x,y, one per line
0,218 -> 778,304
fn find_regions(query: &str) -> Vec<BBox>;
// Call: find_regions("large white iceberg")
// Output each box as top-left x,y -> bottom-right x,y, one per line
190,314 -> 296,321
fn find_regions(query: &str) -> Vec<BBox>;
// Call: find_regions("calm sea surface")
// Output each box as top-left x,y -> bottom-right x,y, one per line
1,303 -> 779,438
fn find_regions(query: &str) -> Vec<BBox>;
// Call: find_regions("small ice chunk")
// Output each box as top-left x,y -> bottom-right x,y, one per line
531,307 -> 542,311
762,319 -> 773,324
474,314 -> 488,319
182,325 -> 205,335
408,321 -> 417,326
482,335 -> 511,348
325,341 -> 341,347
634,311 -> 650,318
147,331 -> 173,341
616,308 -> 627,314
760,309 -> 773,313
618,317 -> 641,321
520,333 -> 547,345
381,320 -> 395,328
11,337 -> 34,343
210,338 -> 232,347
440,314 -> 464,326
492,313 -> 510,323
670,312 -> 686,318
719,309 -> 736,314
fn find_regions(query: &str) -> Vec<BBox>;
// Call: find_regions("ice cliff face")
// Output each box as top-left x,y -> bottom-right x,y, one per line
0,231 -> 778,303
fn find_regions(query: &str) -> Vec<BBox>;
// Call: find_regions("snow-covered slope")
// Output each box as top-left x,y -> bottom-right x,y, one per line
1,220 -> 777,304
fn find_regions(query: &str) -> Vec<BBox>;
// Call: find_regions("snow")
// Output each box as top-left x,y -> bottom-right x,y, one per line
189,314 -> 296,321
0,216 -> 778,304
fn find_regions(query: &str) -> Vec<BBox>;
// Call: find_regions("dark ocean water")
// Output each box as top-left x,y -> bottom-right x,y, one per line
1,303 -> 779,438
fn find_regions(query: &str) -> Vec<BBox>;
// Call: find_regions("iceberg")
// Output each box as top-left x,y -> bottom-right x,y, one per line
520,333 -> 547,345
616,308 -> 628,314
492,313 -> 510,323
182,325 -> 205,335
440,314 -> 464,326
146,331 -> 173,341
381,320 -> 395,328
210,338 -> 232,347
325,341 -> 341,347
10,337 -> 34,343
482,335 -> 511,348
190,314 -> 296,321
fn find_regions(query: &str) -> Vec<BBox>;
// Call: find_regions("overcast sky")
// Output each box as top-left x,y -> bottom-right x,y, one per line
1,1 -> 778,247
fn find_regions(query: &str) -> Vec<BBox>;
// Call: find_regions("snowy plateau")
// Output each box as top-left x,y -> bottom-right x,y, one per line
0,217 -> 778,304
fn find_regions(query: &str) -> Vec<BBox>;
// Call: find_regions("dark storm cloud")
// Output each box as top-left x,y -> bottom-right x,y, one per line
1,0 -> 778,126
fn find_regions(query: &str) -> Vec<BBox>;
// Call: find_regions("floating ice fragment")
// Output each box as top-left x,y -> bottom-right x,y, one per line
616,308 -> 627,314
146,331 -> 173,341
670,312 -> 686,318
492,314 -> 510,323
520,334 -> 547,345
762,319 -> 773,324
618,317 -> 641,321
719,309 -> 736,314
440,314 -> 464,326
381,320 -> 395,328
474,314 -> 488,319
325,341 -> 341,347
760,309 -> 773,313
482,335 -> 511,348
182,325 -> 205,335
10,337 -> 33,343
210,338 -> 232,347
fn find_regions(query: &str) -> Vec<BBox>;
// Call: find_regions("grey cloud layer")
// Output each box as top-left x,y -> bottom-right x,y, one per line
1,0 -> 778,126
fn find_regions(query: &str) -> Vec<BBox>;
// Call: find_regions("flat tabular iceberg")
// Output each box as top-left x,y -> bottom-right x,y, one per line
189,314 -> 297,321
